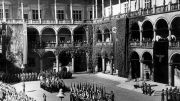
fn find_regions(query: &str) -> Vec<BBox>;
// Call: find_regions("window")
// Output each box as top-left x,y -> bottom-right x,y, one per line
0,9 -> 9,19
145,0 -> 151,9
73,10 -> 82,21
32,10 -> 41,20
124,3 -> 128,13
57,10 -> 64,21
89,11 -> 92,20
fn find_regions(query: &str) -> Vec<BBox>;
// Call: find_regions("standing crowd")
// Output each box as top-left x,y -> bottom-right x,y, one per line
0,82 -> 36,101
161,87 -> 180,101
70,82 -> 114,101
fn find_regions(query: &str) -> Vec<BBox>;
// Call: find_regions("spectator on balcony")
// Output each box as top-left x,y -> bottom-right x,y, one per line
105,37 -> 110,42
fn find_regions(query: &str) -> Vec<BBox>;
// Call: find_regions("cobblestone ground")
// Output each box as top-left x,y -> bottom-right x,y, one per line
13,73 -> 161,101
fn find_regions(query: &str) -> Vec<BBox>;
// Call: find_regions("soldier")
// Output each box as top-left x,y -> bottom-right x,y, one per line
161,89 -> 165,101
165,88 -> 169,101
169,87 -> 173,101
144,83 -> 148,95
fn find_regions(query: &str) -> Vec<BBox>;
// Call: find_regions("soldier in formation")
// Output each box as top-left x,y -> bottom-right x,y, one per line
141,82 -> 154,96
0,82 -> 36,101
70,82 -> 114,101
40,75 -> 69,93
161,87 -> 180,101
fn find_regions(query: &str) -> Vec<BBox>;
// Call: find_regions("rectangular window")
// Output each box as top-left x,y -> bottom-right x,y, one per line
124,3 -> 128,13
57,10 -> 64,21
73,10 -> 82,21
145,0 -> 151,9
89,11 -> 92,20
0,9 -> 9,19
32,10 -> 41,20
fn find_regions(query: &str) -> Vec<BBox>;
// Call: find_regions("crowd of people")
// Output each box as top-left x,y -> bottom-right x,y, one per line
0,73 -> 20,83
40,74 -> 70,93
70,82 -> 114,101
161,87 -> 180,101
17,72 -> 38,82
0,82 -> 36,101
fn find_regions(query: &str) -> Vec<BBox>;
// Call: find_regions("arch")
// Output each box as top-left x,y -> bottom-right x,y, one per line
169,52 -> 180,63
104,28 -> 110,42
58,26 -> 71,32
96,29 -> 102,42
169,53 -> 180,86
142,18 -> 154,28
58,28 -> 71,43
142,20 -> 153,42
130,22 -> 140,42
27,51 -> 41,73
130,51 -> 140,79
41,26 -> 56,35
155,18 -> 169,38
27,27 -> 40,49
73,26 -> 86,43
41,27 -> 56,48
170,17 -> 180,42
42,51 -> 56,71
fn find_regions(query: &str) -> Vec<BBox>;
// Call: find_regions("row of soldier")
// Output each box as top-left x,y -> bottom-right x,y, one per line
0,82 -> 36,101
141,82 -> 154,96
161,87 -> 180,101
70,82 -> 114,101
16,72 -> 38,82
0,74 -> 20,83
40,75 -> 69,93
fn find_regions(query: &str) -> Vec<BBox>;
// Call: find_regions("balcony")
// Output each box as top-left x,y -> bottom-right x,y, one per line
96,42 -> 113,46
130,41 -> 153,48
130,41 -> 140,47
171,41 -> 180,48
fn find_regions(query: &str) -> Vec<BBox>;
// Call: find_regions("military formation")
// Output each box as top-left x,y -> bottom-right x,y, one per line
0,73 -> 20,83
40,75 -> 70,93
141,82 -> 154,96
17,72 -> 38,82
0,82 -> 36,101
161,87 -> 180,101
70,82 -> 114,101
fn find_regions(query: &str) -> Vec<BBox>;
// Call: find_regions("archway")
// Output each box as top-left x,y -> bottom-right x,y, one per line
42,51 -> 55,71
97,30 -> 102,42
104,28 -> 110,42
171,17 -> 180,43
74,50 -> 87,72
41,28 -> 56,48
130,22 -> 140,42
27,27 -> 40,49
142,52 -> 153,80
97,56 -> 102,72
27,52 -> 40,73
156,19 -> 169,39
142,21 -> 153,42
170,53 -> 180,86
74,26 -> 86,43
58,51 -> 71,71
130,52 -> 140,79
58,28 -> 71,43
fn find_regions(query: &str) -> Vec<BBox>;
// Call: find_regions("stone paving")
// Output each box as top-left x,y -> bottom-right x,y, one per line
13,73 -> 162,101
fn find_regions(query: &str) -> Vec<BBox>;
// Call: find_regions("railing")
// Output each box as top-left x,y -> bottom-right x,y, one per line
171,41 -> 180,47
141,41 -> 153,48
130,41 -> 140,47
171,3 -> 179,11
96,42 -> 113,46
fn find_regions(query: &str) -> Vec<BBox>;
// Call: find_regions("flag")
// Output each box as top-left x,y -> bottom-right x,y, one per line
23,23 -> 28,64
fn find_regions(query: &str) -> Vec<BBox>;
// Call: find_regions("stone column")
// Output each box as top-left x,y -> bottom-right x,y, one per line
95,0 -> 98,19
71,31 -> 74,44
168,63 -> 173,86
153,28 -> 156,44
40,35 -> 42,47
56,55 -> 59,72
21,2 -> 24,20
40,57 -> 43,72
151,61 -> 154,81
71,53 -> 75,73
168,27 -> 172,47
119,0 -> 121,14
102,31 -> 104,42
54,0 -> 58,24
140,59 -> 144,80
102,0 -> 104,18
2,0 -> 6,22
140,29 -> 143,46
70,0 -> 73,23
38,0 -> 41,23
56,32 -> 58,47
110,58 -> 113,75
102,57 -> 105,73
85,27 -> 89,44
92,0 -> 95,20
86,52 -> 90,73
